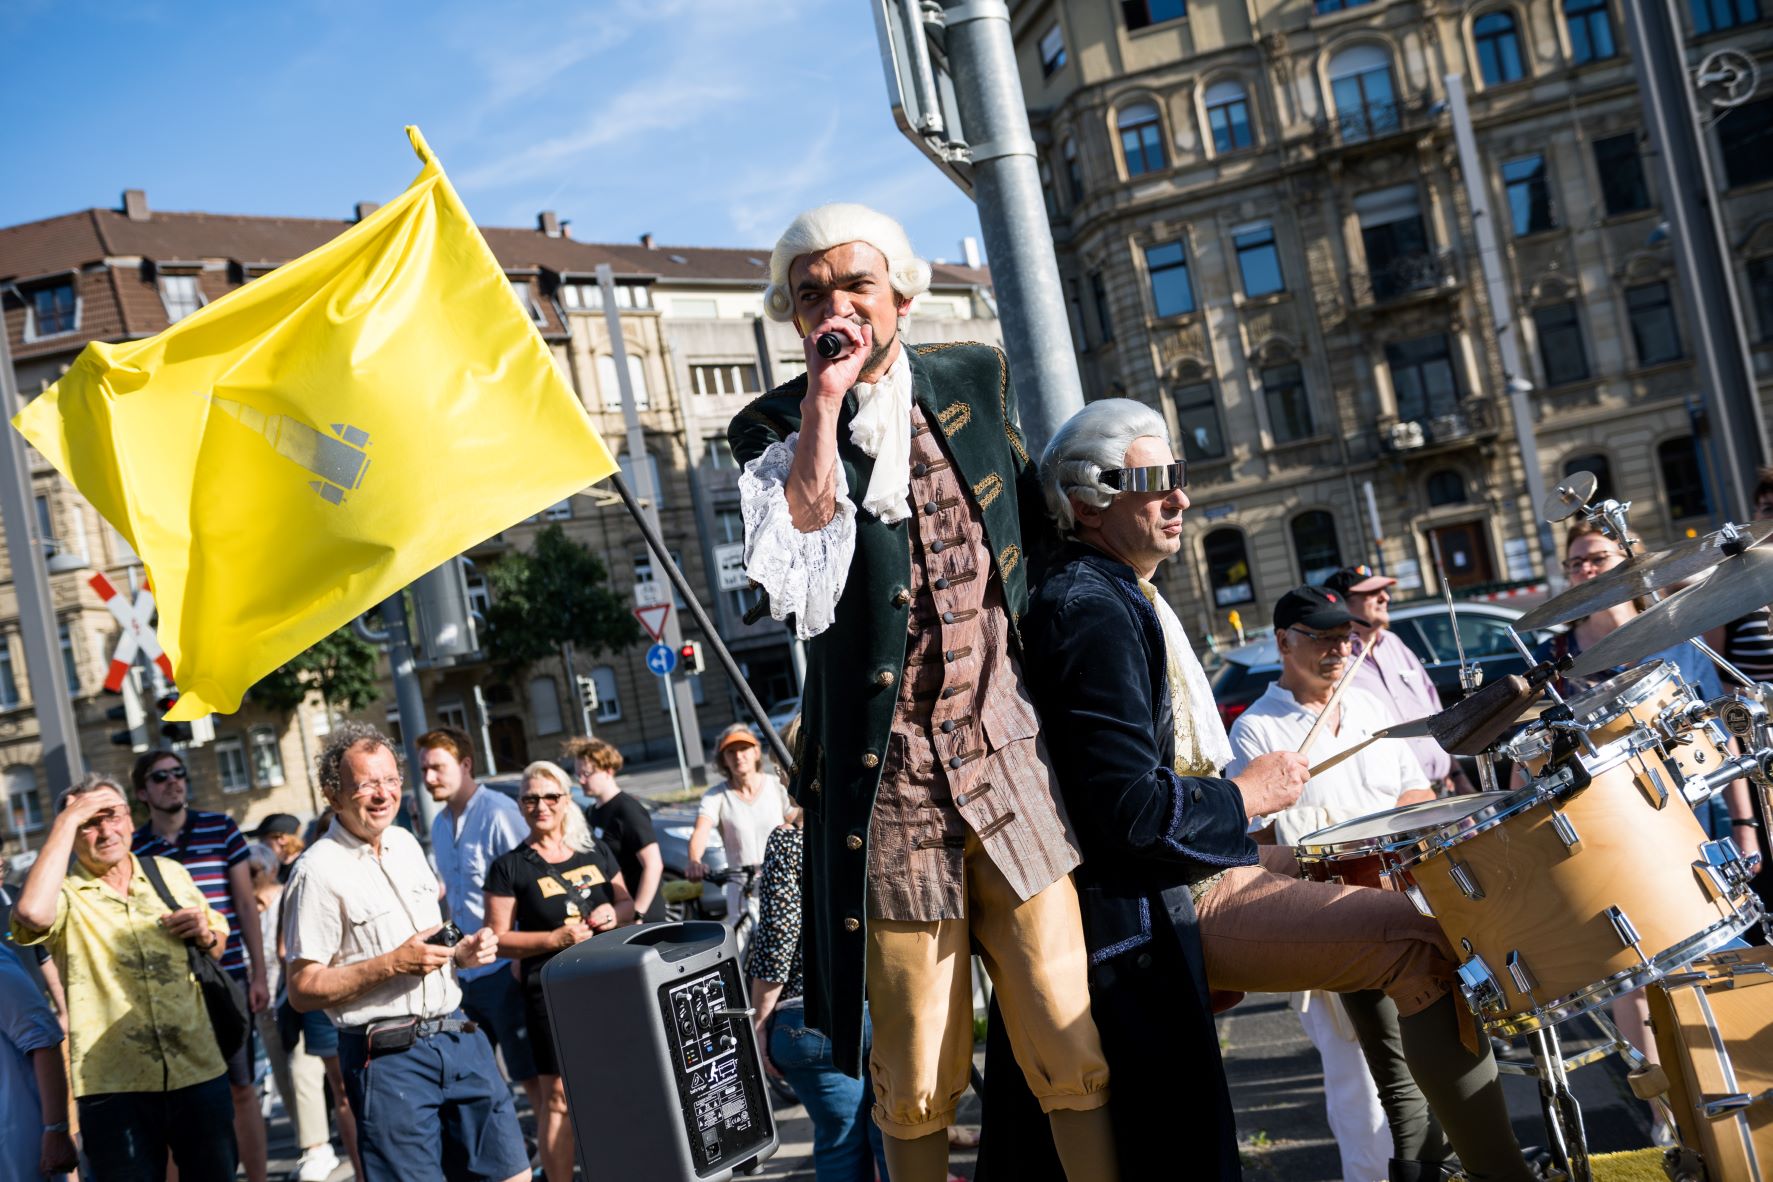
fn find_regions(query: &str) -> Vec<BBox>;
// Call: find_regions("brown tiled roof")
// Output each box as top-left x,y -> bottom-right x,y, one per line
1,203 -> 992,360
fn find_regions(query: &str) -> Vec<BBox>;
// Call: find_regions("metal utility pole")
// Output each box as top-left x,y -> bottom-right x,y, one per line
598,264 -> 708,782
1619,0 -> 1767,521
1444,74 -> 1560,584
0,329 -> 84,798
874,0 -> 1084,454
355,594 -> 434,834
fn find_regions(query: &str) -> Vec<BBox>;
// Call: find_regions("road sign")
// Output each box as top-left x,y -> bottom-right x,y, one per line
645,643 -> 678,677
89,572 -> 173,691
634,603 -> 671,642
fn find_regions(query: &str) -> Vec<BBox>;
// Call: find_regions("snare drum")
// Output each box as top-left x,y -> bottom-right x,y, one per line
1296,798 -> 1503,896
1394,744 -> 1760,1034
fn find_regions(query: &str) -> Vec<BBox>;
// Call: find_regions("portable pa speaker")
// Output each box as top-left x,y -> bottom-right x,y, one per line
541,921 -> 778,1180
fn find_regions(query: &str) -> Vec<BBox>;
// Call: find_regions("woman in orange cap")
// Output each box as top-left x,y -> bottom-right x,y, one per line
687,724 -> 794,953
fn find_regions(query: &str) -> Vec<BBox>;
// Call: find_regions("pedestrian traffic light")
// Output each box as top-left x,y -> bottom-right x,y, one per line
106,679 -> 150,751
678,642 -> 704,675
157,693 -> 192,745
576,675 -> 599,711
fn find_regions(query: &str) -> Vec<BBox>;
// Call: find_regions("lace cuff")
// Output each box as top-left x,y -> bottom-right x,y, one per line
738,434 -> 857,640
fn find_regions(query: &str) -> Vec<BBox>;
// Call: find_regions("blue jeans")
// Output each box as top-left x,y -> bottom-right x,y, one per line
769,1001 -> 889,1182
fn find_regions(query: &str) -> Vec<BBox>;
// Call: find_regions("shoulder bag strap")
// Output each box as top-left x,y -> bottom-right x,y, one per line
521,846 -> 591,910
135,854 -> 183,917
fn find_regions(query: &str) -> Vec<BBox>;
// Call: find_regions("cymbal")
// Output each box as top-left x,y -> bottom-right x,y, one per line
1569,545 -> 1773,678
1513,520 -> 1773,633
1544,471 -> 1597,523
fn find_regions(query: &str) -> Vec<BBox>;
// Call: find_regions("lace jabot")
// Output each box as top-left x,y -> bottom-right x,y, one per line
737,433 -> 858,640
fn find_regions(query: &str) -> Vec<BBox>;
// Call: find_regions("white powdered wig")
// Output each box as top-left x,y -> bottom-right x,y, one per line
1040,398 -> 1173,535
762,203 -> 933,323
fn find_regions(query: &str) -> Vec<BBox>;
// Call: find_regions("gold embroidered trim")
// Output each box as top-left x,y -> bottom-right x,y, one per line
999,544 -> 1021,578
995,348 -> 1029,464
937,401 -> 972,436
972,473 -> 1004,508
734,404 -> 790,436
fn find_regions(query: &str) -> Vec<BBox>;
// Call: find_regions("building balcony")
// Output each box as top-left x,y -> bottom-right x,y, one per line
1310,95 -> 1436,151
1378,396 -> 1500,456
1350,250 -> 1458,308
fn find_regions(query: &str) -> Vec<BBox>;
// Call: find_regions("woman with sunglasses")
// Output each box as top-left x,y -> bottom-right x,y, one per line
484,761 -> 633,1182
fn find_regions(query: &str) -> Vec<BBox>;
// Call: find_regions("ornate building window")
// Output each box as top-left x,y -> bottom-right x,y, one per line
1533,302 -> 1591,385
1123,0 -> 1187,30
1172,380 -> 1226,461
1626,282 -> 1683,366
1145,241 -> 1196,317
1594,133 -> 1651,215
1658,437 -> 1711,521
1688,0 -> 1759,34
1204,80 -> 1254,152
1562,453 -> 1614,501
1474,11 -> 1526,85
1233,222 -> 1285,296
1117,102 -> 1168,177
1503,155 -> 1556,235
1386,334 -> 1462,423
1261,361 -> 1314,443
1426,469 -> 1468,506
1564,0 -> 1618,63
1328,45 -> 1399,142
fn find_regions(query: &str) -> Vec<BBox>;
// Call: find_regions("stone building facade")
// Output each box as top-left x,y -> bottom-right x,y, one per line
1009,0 -> 1773,644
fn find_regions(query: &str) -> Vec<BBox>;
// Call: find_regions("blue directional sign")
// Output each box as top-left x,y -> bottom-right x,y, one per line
645,643 -> 678,677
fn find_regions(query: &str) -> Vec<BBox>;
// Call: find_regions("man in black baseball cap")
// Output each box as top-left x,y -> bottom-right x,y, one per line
1273,585 -> 1361,634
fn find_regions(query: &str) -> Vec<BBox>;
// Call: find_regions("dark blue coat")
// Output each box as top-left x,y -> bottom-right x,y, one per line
977,542 -> 1252,1180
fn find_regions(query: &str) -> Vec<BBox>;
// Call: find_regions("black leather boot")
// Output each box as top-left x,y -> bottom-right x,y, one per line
1389,1160 -> 1452,1182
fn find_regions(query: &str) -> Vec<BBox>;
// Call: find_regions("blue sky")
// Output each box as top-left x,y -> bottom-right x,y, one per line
0,0 -> 987,263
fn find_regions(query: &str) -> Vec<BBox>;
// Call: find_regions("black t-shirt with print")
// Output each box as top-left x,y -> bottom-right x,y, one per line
587,792 -> 666,924
484,842 -> 622,983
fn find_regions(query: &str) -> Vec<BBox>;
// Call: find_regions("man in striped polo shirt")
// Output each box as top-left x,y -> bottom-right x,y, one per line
132,749 -> 271,1182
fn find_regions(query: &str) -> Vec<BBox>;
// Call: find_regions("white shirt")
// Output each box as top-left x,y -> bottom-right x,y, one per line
1224,684 -> 1428,846
284,822 -> 458,1027
698,775 -> 792,868
429,785 -> 528,981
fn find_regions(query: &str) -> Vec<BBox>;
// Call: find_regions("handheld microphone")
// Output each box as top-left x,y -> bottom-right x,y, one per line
815,332 -> 852,360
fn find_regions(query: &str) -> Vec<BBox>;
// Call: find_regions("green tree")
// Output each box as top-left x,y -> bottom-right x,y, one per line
481,524 -> 640,673
249,626 -> 382,718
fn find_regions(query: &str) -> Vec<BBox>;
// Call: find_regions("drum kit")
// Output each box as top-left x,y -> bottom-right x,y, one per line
1294,474 -> 1770,1182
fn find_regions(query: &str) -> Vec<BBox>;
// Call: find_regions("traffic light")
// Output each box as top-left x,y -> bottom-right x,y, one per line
157,693 -> 192,745
678,641 -> 705,675
576,675 -> 599,711
106,679 -> 149,752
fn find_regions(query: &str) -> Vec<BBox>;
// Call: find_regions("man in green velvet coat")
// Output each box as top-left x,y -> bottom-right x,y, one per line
728,204 -> 1118,1182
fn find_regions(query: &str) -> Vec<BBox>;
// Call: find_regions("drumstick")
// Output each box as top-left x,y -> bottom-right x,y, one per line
1297,638 -> 1376,758
1308,734 -> 1379,778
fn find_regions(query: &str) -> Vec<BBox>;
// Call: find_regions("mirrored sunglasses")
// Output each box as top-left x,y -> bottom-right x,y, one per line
148,767 -> 188,784
1100,461 -> 1188,493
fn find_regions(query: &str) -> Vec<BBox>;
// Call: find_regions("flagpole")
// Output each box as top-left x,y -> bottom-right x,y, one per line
0,326 -> 85,800
604,472 -> 791,773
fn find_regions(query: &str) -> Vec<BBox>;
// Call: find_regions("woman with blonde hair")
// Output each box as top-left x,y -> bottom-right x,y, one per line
484,761 -> 633,1182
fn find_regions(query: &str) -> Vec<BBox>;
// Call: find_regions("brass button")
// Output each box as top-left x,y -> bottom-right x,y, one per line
874,669 -> 896,688
948,756 -> 963,769
941,720 -> 956,734
891,587 -> 910,607
955,793 -> 969,807
935,577 -> 950,590
843,917 -> 861,933
913,462 -> 929,477
845,834 -> 863,851
924,501 -> 939,516
942,611 -> 956,624
861,751 -> 879,769
931,540 -> 946,554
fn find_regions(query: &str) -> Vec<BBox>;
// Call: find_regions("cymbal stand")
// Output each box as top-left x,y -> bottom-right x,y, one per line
1432,534 -> 1499,792
1495,1009 -> 1656,1182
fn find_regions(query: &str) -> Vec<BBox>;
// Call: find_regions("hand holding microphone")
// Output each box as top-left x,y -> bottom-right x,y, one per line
815,332 -> 852,360
805,316 -> 872,406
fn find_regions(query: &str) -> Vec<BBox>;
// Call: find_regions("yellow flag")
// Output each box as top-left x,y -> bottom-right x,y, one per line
13,127 -> 617,719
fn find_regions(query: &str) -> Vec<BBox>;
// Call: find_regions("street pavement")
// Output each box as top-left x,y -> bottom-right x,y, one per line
263,990 -> 1653,1181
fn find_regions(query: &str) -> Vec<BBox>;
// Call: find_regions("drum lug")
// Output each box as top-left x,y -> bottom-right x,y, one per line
1448,857 -> 1485,901
1604,905 -> 1645,958
1456,953 -> 1506,1015
1633,762 -> 1670,810
1693,837 -> 1750,901
1701,1087 -> 1773,1119
1403,882 -> 1435,918
1506,950 -> 1539,996
1549,810 -> 1582,853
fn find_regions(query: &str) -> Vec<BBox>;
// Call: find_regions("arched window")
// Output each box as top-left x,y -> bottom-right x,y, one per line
1204,529 -> 1255,608
1328,45 -> 1399,142
1561,453 -> 1614,502
1658,437 -> 1712,521
5,764 -> 42,833
1117,102 -> 1167,177
1426,469 -> 1468,506
1473,11 -> 1525,85
1203,80 -> 1254,153
1172,381 -> 1226,461
1564,0 -> 1617,63
1291,511 -> 1344,584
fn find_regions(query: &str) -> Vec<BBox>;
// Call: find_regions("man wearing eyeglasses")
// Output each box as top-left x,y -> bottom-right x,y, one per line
131,749 -> 271,1182
284,722 -> 528,1182
987,400 -> 1535,1182
1322,566 -> 1473,797
1228,586 -> 1441,1182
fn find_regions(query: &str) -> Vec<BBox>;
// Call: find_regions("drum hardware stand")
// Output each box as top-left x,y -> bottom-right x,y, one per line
1493,1008 -> 1655,1182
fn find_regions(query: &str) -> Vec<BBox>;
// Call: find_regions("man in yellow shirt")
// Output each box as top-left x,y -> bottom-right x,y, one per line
10,773 -> 235,1182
